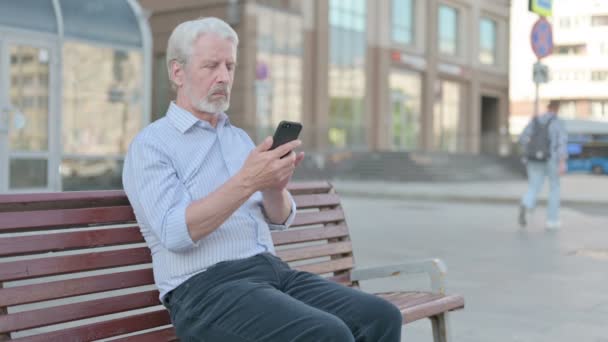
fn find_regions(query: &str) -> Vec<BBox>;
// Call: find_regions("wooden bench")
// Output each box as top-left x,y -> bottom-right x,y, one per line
0,181 -> 464,342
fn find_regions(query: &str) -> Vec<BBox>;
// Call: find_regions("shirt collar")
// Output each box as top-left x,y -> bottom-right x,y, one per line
166,102 -> 230,134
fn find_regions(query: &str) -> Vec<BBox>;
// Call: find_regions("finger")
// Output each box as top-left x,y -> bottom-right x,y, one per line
271,139 -> 301,158
294,152 -> 305,167
275,151 -> 297,168
256,136 -> 273,152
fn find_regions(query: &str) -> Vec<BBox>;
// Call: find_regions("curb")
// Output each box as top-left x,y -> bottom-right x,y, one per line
334,189 -> 608,207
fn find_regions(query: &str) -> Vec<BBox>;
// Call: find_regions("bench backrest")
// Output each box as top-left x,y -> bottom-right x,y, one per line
0,182 -> 354,341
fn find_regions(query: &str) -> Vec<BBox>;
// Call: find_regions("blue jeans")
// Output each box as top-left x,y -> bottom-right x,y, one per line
164,253 -> 402,341
521,160 -> 560,222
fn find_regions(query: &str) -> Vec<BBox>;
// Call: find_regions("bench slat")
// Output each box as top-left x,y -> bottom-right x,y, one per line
294,256 -> 353,275
291,209 -> 345,227
0,226 -> 144,257
0,268 -> 154,307
293,194 -> 340,209
0,191 -> 129,213
0,247 -> 151,282
10,310 -> 170,342
276,241 -> 352,262
377,292 -> 465,324
271,224 -> 349,246
0,190 -> 127,206
0,206 -> 135,233
287,181 -> 332,195
0,290 -> 160,333
327,273 -> 353,286
112,327 -> 177,342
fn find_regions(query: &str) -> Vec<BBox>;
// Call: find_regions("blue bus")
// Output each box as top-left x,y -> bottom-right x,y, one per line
567,142 -> 608,175
563,119 -> 608,175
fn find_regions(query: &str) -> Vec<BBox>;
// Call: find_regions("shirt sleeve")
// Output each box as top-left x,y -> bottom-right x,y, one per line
122,134 -> 196,252
266,192 -> 297,231
555,120 -> 568,160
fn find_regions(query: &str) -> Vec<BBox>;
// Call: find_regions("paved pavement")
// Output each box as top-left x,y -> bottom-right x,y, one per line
332,174 -> 608,207
341,196 -> 608,342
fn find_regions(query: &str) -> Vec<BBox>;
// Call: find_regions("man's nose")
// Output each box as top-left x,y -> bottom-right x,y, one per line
216,64 -> 230,84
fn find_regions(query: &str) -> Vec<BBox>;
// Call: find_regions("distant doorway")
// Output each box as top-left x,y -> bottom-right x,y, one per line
480,96 -> 499,154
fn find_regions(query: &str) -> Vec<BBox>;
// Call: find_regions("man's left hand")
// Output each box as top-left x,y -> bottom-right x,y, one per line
265,151 -> 305,193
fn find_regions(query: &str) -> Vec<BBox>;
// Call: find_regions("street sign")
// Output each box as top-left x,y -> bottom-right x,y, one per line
529,0 -> 552,17
533,62 -> 549,84
531,17 -> 553,59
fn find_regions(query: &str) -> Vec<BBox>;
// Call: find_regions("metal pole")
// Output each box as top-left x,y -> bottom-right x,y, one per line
533,59 -> 540,116
534,80 -> 539,116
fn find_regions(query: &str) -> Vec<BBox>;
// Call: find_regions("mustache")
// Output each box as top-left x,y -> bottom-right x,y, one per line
208,84 -> 229,96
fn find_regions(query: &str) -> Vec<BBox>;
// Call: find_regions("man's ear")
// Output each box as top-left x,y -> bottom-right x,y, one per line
170,61 -> 185,88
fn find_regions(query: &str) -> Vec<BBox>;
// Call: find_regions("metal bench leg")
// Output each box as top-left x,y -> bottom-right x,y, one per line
430,312 -> 451,342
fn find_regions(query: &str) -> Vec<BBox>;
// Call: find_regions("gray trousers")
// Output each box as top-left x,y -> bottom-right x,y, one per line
164,253 -> 402,341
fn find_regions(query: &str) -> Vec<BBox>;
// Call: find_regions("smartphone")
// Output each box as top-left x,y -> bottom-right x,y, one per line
270,120 -> 302,153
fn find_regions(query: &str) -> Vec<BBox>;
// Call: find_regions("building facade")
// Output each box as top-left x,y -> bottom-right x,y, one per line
510,0 -> 608,134
141,0 -> 511,155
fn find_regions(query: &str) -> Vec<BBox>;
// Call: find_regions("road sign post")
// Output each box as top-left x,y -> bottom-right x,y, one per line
530,17 -> 553,115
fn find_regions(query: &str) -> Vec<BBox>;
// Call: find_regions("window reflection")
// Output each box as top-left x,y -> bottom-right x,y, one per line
10,158 -> 47,189
329,0 -> 366,149
480,18 -> 497,65
62,42 -> 142,155
255,5 -> 303,140
438,5 -> 458,56
392,0 -> 413,45
433,80 -> 461,152
61,158 -> 123,190
389,71 -> 421,150
9,45 -> 49,152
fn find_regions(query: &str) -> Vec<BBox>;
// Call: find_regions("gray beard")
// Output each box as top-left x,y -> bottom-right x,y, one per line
192,96 -> 230,114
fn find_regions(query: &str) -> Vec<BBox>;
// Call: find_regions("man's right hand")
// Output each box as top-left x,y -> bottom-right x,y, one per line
237,137 -> 301,194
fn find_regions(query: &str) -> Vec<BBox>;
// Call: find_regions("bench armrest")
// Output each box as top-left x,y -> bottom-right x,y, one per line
350,258 -> 448,294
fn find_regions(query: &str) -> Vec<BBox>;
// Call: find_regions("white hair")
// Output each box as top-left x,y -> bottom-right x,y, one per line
166,17 -> 239,89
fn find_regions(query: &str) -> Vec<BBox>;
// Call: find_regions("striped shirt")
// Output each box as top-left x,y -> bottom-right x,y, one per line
122,102 -> 296,301
519,112 -> 568,163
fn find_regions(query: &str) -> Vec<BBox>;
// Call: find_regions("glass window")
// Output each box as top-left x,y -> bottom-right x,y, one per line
559,100 -> 576,119
592,15 -> 608,27
591,101 -> 608,120
329,0 -> 367,149
389,70 -> 422,150
555,44 -> 586,55
0,0 -> 57,33
433,80 -> 461,152
10,159 -> 47,189
392,0 -> 414,45
479,17 -> 497,65
255,6 -> 304,140
61,158 -> 123,190
62,42 -> 143,156
59,0 -> 142,47
438,5 -> 459,56
591,71 -> 608,82
153,54 -> 171,121
9,45 -> 50,152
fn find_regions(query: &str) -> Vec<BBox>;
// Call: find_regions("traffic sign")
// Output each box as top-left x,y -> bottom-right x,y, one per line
529,0 -> 552,17
530,17 -> 553,59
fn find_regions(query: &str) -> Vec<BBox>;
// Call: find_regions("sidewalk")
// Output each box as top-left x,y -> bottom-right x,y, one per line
332,174 -> 608,206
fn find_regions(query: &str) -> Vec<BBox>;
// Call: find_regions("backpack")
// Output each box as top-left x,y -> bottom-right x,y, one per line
525,116 -> 554,161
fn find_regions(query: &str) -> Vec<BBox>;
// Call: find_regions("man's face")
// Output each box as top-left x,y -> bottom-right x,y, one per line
180,33 -> 236,114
